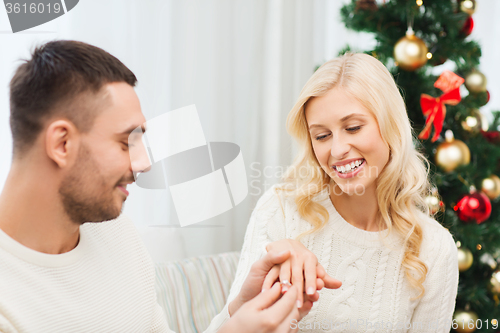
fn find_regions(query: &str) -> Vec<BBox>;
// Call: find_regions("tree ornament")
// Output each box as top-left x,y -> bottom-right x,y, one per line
454,186 -> 492,224
481,175 -> 500,200
465,70 -> 487,93
480,252 -> 498,270
453,309 -> 478,332
418,71 -> 463,142
480,129 -> 500,144
461,109 -> 489,133
460,16 -> 474,36
394,27 -> 428,71
435,130 -> 470,172
490,269 -> 500,295
458,247 -> 473,272
355,0 -> 377,11
459,0 -> 476,15
425,188 -> 444,214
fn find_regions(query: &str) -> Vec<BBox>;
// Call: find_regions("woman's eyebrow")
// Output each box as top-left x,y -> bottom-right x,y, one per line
308,113 -> 367,130
339,113 -> 366,122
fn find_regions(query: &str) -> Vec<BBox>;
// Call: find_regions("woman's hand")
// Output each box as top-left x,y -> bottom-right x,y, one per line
263,239 -> 342,309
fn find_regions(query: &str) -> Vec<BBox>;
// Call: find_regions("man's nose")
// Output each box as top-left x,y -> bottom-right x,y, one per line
130,138 -> 152,175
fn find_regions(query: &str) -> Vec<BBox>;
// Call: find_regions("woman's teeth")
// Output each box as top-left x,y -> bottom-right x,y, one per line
334,159 -> 364,174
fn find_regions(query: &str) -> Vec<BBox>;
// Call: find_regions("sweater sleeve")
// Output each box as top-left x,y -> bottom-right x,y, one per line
408,228 -> 459,333
0,314 -> 17,333
151,301 -> 175,333
203,185 -> 287,333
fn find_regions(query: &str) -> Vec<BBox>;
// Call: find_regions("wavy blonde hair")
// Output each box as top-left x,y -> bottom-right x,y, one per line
281,53 -> 437,299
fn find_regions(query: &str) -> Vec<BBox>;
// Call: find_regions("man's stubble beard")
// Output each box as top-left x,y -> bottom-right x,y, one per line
59,143 -> 122,225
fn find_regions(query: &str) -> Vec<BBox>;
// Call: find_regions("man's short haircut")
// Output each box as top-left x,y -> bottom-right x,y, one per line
9,40 -> 137,156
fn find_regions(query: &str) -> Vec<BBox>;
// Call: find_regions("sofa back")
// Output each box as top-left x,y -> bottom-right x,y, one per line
154,252 -> 240,333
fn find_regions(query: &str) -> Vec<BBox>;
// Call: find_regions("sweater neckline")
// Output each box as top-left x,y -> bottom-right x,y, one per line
316,189 -> 403,248
0,226 -> 89,268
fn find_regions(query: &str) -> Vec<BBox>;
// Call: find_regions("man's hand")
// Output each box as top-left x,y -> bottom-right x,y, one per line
220,283 -> 307,333
263,239 -> 342,308
228,250 -> 315,320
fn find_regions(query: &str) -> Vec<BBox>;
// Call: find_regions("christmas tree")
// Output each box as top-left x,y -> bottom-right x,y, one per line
340,0 -> 500,331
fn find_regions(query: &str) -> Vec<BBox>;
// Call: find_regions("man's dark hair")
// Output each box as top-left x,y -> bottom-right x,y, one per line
9,40 -> 137,156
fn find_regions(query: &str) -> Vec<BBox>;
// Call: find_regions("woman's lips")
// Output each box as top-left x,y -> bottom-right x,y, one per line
332,159 -> 365,179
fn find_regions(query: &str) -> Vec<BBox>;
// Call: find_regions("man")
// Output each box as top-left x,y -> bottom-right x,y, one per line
0,40 -> 321,333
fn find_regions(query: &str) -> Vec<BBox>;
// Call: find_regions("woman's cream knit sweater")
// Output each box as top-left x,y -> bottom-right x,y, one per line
208,184 -> 459,333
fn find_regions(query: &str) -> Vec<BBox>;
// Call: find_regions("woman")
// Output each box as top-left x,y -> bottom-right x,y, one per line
213,53 -> 459,332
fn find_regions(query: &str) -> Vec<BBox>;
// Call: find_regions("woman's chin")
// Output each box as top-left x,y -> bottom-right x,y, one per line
331,179 -> 368,197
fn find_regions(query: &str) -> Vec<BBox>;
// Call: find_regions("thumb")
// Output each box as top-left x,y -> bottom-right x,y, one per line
323,275 -> 342,289
249,282 -> 283,310
253,250 -> 291,276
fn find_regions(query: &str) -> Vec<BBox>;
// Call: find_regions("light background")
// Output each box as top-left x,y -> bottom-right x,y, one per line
0,0 -> 499,262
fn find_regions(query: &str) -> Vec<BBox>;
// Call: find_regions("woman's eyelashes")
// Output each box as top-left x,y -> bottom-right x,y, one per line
314,126 -> 362,141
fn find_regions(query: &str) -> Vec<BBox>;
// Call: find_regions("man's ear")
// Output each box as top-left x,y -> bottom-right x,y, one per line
45,120 -> 79,168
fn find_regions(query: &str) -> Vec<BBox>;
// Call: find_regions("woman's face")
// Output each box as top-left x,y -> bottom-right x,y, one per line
305,87 -> 390,196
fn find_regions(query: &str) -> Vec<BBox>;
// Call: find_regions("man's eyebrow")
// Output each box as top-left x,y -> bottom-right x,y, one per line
119,124 -> 147,135
308,113 -> 366,130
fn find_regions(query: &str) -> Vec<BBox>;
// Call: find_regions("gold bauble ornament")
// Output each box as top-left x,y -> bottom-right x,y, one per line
465,70 -> 487,94
425,188 -> 444,214
435,130 -> 471,172
459,0 -> 476,15
461,109 -> 489,133
490,269 -> 500,295
481,175 -> 500,200
458,247 -> 473,272
394,28 -> 428,71
453,309 -> 479,333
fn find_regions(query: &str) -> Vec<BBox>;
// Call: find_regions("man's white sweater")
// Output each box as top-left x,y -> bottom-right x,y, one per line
0,215 -> 171,333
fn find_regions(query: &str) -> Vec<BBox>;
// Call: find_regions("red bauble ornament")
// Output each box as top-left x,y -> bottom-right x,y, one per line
460,16 -> 474,36
480,129 -> 500,144
487,90 -> 490,103
454,190 -> 492,224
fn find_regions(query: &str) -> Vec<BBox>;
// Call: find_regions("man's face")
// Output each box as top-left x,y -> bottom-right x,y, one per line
59,82 -> 148,224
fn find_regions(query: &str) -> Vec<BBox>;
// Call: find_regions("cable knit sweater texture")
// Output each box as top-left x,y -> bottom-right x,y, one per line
209,184 -> 459,333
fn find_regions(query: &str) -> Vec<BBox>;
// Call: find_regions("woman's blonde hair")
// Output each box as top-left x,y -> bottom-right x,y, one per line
282,52 -> 436,299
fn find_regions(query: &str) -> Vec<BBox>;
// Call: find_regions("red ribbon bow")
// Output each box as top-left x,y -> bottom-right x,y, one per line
418,88 -> 461,142
418,71 -> 464,142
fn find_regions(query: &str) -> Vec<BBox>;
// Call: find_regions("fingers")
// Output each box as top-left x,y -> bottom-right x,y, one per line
316,263 -> 326,279
278,303 -> 301,333
290,255 -> 304,308
323,275 -> 342,289
279,259 -> 291,293
316,263 -> 342,289
255,250 -> 291,276
316,278 -> 324,290
298,299 -> 313,321
304,257 -> 317,297
263,265 -> 280,291
304,291 -> 319,303
251,282 -> 283,310
265,285 -> 298,321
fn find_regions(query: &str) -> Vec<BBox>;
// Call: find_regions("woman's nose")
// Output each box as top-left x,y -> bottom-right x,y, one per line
330,135 -> 351,160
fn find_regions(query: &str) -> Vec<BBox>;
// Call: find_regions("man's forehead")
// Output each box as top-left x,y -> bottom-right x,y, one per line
93,82 -> 146,134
